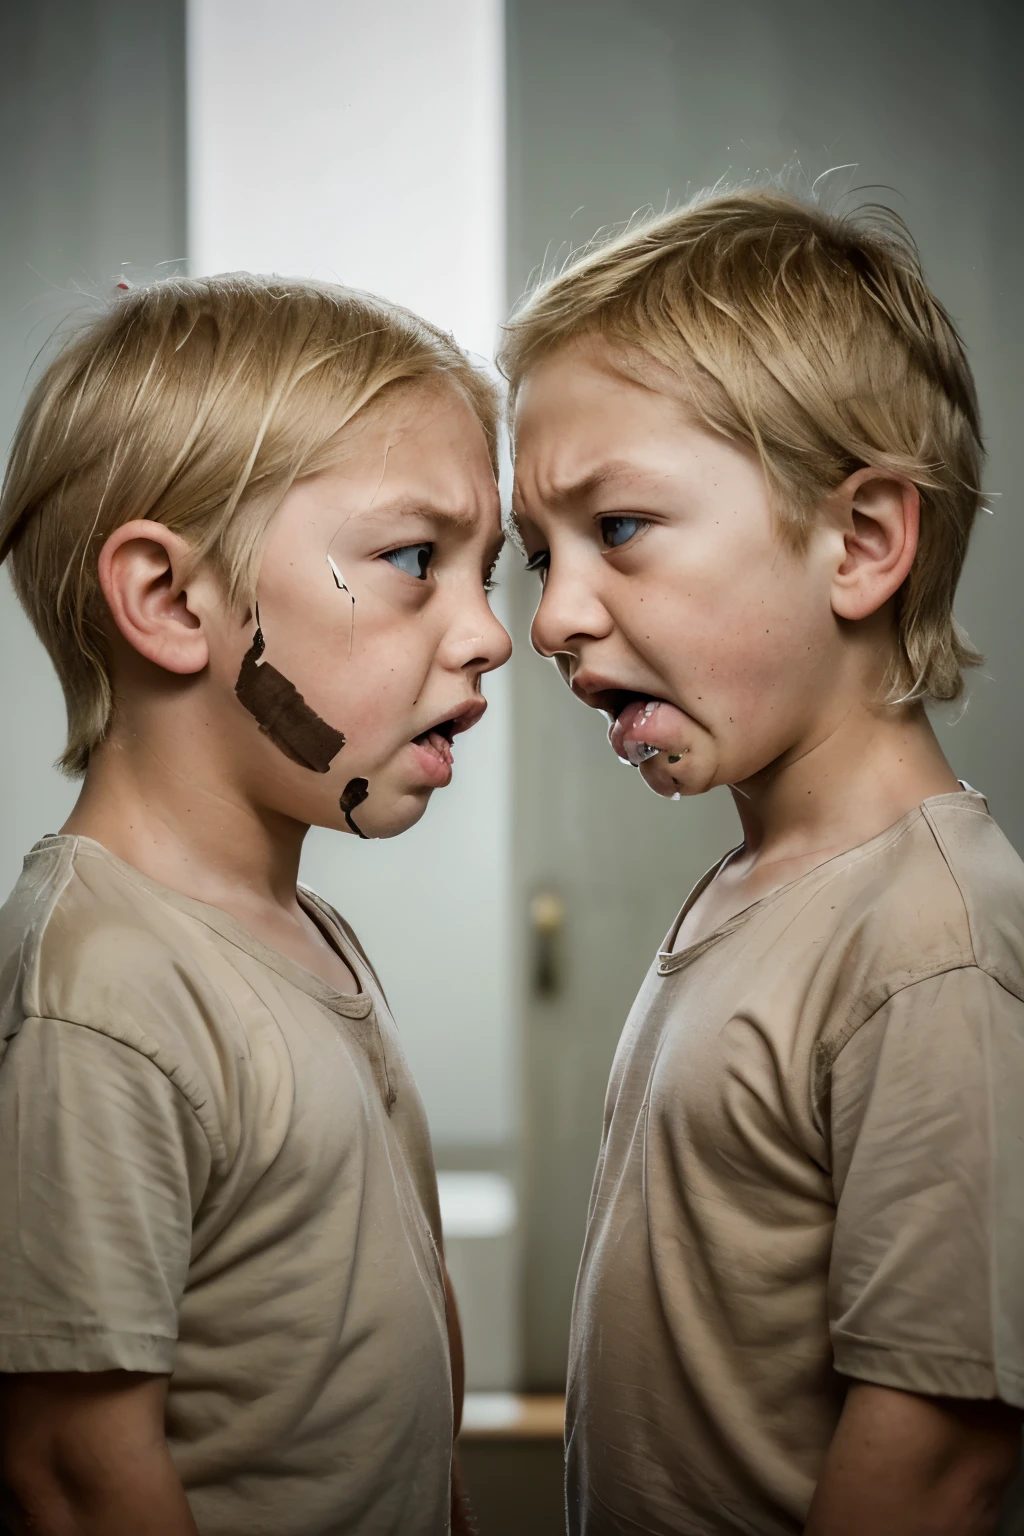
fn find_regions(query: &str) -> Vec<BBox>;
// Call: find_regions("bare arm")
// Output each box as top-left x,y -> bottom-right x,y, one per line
0,1371 -> 198,1536
805,1382 -> 1021,1536
443,1264 -> 478,1536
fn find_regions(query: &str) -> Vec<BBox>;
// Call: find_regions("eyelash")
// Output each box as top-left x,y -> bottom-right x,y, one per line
381,542 -> 432,580
524,515 -> 648,577
380,542 -> 504,598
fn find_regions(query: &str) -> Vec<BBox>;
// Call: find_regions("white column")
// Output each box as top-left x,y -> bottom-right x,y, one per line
187,0 -> 505,360
186,0 -> 514,1149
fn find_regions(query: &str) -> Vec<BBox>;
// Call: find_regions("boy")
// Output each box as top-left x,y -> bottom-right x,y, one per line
0,273 -> 511,1534
501,190 -> 1024,1535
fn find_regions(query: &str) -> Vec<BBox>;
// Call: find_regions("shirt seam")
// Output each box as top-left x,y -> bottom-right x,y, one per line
827,961 -> 1021,1071
658,812 -> 926,975
812,961 -> 1011,1138
25,1014 -> 225,1168
833,1339 -> 1024,1405
0,1324 -> 178,1342
21,840 -> 77,1023
832,1326 -> 994,1366
919,801 -> 980,968
48,837 -> 374,1021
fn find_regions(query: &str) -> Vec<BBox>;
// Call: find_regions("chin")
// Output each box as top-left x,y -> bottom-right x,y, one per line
354,788 -> 433,841
639,752 -> 721,799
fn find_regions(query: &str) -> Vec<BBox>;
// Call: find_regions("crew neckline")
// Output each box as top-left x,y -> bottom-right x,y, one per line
658,786 -> 987,975
32,833 -> 374,1019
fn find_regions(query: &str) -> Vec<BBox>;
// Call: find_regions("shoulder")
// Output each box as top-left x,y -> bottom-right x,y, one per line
0,838 -> 236,1112
811,791 -> 1024,1042
919,792 -> 1024,1001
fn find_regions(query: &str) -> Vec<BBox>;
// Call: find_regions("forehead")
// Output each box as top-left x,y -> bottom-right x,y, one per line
292,379 -> 500,535
512,337 -> 691,502
349,379 -> 495,490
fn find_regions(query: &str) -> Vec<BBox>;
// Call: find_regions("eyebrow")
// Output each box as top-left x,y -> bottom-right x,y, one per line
524,458 -> 653,507
357,493 -> 486,532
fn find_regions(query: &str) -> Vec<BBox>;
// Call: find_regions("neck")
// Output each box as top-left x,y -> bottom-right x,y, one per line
730,699 -> 960,872
62,723 -> 308,914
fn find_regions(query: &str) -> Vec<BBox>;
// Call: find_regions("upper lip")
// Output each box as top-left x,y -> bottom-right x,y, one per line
569,670 -> 668,720
414,696 -> 487,742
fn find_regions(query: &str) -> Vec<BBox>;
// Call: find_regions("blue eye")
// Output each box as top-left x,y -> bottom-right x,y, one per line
601,516 -> 644,549
382,543 -> 432,579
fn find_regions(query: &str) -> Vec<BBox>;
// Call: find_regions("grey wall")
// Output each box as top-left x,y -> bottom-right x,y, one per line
507,0 -> 1024,1383
0,0 -> 186,880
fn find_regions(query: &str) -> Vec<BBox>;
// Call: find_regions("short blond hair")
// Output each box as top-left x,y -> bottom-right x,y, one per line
499,187 -> 984,705
1,273 -> 498,775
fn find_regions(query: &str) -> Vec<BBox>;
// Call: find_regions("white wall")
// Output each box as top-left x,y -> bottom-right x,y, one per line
187,0 -> 515,1147
0,0 -> 187,894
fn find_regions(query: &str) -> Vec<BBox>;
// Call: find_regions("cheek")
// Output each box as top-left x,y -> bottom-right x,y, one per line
646,559 -> 833,705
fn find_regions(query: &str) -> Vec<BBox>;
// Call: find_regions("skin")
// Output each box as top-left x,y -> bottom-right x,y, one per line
512,334 -> 1019,1532
804,1384 -> 1021,1535
65,378 -> 510,990
0,1375 -> 196,1536
1,379 -> 508,1535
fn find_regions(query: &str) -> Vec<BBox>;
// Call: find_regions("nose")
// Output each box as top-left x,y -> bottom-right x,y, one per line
452,597 -> 513,677
529,559 -> 612,660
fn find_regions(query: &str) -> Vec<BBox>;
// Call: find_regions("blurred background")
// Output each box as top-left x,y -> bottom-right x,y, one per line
2,1 -> 1022,1529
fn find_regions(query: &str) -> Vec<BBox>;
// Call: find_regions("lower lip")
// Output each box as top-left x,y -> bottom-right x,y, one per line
609,699 -> 678,759
408,736 -> 454,788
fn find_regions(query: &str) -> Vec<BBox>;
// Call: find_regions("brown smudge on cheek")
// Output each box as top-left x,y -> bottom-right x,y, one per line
234,623 -> 346,773
340,777 -> 370,839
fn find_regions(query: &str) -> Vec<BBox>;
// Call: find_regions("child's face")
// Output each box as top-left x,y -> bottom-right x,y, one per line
512,336 -> 851,798
214,380 -> 511,838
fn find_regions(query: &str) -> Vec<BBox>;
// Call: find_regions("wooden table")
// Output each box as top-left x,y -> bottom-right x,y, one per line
460,1392 -> 566,1441
459,1395 -> 567,1535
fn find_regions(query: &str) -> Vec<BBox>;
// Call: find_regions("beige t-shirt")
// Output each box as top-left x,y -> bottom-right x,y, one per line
567,789 -> 1024,1536
0,835 -> 452,1536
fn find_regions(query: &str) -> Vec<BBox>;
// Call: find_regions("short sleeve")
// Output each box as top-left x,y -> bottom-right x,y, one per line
0,1017 -> 212,1373
828,967 -> 1024,1407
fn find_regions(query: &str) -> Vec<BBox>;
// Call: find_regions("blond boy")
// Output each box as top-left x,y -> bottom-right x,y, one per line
0,276 -> 511,1534
502,191 -> 1024,1535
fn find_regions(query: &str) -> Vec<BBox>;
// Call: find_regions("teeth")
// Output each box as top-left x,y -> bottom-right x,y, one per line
625,740 -> 659,766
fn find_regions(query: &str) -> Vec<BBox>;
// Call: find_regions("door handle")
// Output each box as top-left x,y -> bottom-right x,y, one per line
530,891 -> 565,997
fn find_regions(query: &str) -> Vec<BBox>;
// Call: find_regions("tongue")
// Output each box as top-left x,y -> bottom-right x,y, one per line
423,729 -> 454,766
609,698 -> 691,765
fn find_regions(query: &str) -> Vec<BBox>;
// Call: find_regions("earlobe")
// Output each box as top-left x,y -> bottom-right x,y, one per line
829,470 -> 920,624
98,521 -> 210,676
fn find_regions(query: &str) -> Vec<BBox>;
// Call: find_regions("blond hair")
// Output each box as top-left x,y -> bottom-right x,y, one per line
499,187 -> 983,704
1,273 -> 498,775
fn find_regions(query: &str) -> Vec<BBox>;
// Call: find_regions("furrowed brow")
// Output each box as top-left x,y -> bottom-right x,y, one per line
358,494 -> 482,532
546,460 -> 648,503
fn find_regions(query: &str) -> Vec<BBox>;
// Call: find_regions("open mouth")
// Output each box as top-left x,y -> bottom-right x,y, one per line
600,692 -> 691,767
412,717 -> 458,768
589,687 -> 662,722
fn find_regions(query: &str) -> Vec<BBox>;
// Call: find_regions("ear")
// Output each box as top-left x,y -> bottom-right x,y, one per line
829,468 -> 920,623
97,521 -> 210,675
